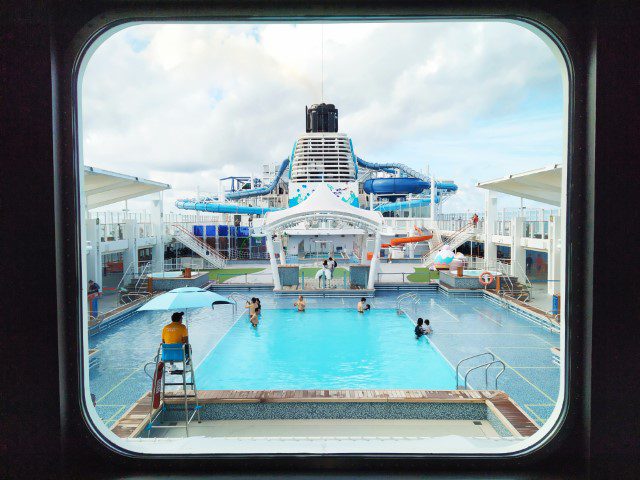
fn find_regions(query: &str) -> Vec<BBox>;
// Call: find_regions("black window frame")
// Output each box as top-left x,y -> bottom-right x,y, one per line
44,0 -> 598,476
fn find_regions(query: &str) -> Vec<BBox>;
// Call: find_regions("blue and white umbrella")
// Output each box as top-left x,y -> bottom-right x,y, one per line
138,287 -> 235,326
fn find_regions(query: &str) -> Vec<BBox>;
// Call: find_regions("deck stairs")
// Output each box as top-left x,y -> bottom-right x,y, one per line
116,261 -> 152,303
421,223 -> 477,267
484,260 -> 533,302
173,224 -> 227,269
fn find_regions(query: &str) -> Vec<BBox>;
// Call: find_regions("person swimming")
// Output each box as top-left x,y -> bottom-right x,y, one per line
294,295 -> 306,312
423,318 -> 433,334
246,298 -> 259,327
414,318 -> 425,338
357,297 -> 371,313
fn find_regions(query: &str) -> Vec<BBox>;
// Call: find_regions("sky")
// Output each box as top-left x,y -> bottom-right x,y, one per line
81,22 -> 564,214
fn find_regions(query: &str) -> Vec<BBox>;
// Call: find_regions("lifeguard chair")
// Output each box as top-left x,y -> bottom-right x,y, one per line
145,342 -> 201,436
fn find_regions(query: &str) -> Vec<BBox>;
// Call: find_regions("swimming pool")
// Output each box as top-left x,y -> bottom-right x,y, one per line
89,290 -> 560,428
196,308 -> 456,390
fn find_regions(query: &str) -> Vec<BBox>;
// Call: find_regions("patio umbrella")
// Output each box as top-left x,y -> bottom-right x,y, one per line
138,287 -> 235,327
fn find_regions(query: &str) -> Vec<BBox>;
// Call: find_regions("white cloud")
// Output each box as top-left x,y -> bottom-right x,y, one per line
81,21 -> 564,213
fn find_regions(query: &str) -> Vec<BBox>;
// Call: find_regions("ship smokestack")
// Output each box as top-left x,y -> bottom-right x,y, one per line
305,103 -> 338,133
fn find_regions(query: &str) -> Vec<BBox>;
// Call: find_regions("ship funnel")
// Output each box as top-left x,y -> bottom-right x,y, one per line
305,103 -> 338,133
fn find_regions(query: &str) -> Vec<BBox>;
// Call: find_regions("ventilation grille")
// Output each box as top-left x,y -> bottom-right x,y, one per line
290,133 -> 356,183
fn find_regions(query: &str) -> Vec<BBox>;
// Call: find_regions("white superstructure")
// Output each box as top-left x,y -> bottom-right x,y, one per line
290,133 -> 356,183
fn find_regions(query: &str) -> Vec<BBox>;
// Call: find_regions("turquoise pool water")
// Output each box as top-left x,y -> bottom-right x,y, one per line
196,308 -> 457,390
89,291 -> 560,427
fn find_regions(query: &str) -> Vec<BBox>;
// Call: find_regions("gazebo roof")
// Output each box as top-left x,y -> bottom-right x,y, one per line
261,183 -> 383,233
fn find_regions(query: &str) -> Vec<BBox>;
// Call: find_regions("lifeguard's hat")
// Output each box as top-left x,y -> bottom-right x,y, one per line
171,312 -> 185,322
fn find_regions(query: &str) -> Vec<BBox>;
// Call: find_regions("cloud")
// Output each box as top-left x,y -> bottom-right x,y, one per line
81,21 -> 564,213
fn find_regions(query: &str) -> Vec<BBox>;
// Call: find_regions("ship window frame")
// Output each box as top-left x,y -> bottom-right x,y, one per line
58,5 -> 589,471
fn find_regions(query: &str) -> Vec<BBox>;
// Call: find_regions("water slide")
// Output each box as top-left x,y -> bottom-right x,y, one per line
356,156 -> 458,193
175,152 -> 456,214
375,197 -> 438,212
225,158 -> 290,200
363,178 -> 430,195
361,170 -> 457,194
174,200 -> 281,215
382,227 -> 433,248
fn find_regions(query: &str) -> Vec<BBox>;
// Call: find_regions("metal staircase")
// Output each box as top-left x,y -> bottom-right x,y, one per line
421,222 -> 477,267
173,224 -> 227,269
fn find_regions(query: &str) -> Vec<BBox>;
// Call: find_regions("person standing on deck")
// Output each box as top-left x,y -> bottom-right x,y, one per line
328,256 -> 337,287
88,279 -> 100,294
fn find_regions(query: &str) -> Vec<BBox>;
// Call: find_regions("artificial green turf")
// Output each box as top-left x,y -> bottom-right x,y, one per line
406,267 -> 440,283
207,268 -> 265,282
299,267 -> 348,279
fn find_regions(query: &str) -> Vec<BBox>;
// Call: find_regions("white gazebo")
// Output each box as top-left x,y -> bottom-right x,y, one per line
260,183 -> 384,290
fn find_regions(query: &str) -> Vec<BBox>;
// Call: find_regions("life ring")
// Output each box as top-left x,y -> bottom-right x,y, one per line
151,361 -> 164,409
479,271 -> 495,286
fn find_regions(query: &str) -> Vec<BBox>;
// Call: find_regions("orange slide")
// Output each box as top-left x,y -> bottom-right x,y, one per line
382,226 -> 433,248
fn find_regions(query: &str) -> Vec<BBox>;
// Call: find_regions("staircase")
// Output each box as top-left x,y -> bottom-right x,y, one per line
173,225 -> 227,269
421,223 -> 477,267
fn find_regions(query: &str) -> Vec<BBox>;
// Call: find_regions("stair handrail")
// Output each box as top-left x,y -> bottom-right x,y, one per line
173,224 -> 227,268
134,261 -> 151,291
455,352 -> 495,388
115,261 -> 135,292
421,222 -> 476,264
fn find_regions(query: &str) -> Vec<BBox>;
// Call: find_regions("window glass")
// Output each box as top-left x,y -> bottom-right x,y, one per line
80,21 -> 568,455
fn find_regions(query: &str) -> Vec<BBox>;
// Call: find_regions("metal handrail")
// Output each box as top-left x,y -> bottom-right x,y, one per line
463,360 -> 506,390
396,292 -> 420,314
455,352 -> 495,388
421,222 -> 476,265
228,292 -> 252,314
134,261 -> 151,291
115,261 -> 134,292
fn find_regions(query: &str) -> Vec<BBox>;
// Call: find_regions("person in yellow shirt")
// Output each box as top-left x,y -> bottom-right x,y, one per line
162,312 -> 189,344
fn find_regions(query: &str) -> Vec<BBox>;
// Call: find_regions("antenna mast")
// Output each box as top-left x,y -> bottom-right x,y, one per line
321,24 -> 324,102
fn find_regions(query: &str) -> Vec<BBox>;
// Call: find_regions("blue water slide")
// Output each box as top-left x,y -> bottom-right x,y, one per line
374,197 -> 439,212
175,200 -> 281,215
363,178 -> 430,195
225,158 -> 290,200
356,156 -> 457,193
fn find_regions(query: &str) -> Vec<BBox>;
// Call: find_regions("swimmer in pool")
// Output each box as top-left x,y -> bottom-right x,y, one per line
294,295 -> 306,312
357,297 -> 371,313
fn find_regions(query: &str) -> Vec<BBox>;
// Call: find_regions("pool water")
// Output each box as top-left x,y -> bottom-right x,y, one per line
196,308 -> 457,390
89,291 -> 560,428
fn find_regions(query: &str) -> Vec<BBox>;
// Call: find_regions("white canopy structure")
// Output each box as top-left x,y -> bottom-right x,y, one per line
84,166 -> 170,209
262,183 -> 383,233
260,183 -> 385,290
476,164 -> 562,207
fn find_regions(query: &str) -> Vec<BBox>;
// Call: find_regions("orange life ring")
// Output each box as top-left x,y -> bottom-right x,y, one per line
478,271 -> 495,286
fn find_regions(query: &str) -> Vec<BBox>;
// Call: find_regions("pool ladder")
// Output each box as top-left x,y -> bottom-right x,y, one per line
228,292 -> 252,315
396,292 -> 421,315
455,352 -> 506,390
